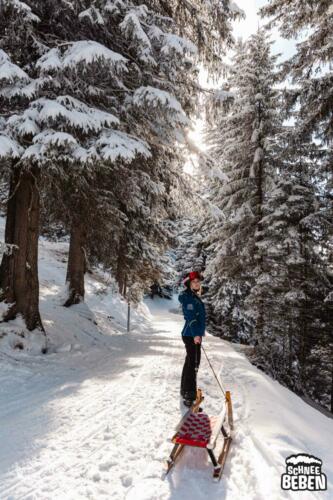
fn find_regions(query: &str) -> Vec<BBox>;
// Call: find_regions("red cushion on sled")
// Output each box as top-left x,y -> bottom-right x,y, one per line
174,412 -> 218,448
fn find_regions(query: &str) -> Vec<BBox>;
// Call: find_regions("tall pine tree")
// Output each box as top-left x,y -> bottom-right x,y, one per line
203,31 -> 282,342
260,0 -> 333,411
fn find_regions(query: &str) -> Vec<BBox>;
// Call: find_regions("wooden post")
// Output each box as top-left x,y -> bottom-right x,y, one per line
124,275 -> 130,333
127,300 -> 130,332
226,391 -> 234,431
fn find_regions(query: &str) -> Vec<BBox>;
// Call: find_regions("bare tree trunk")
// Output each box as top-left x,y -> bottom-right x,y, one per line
0,169 -> 19,300
0,167 -> 45,335
64,219 -> 86,307
331,348 -> 333,414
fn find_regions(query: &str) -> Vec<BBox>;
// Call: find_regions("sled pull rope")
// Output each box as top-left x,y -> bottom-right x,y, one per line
195,343 -> 199,388
201,344 -> 226,397
195,343 -> 199,370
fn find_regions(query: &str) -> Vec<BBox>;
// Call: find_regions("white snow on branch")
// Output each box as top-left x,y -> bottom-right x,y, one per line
0,242 -> 6,258
213,89 -> 234,103
37,42 -> 128,74
24,131 -> 147,165
208,167 -> 230,182
16,117 -> 40,137
3,0 -> 40,22
33,130 -> 79,148
56,95 -> 120,127
253,147 -> 264,163
284,290 -> 306,302
36,48 -> 62,72
148,25 -> 164,41
228,0 -> 245,17
161,34 -> 197,56
0,78 -> 47,99
72,145 -> 98,164
96,130 -> 151,162
104,0 -> 126,16
120,12 -> 151,47
30,97 -> 119,133
6,96 -> 120,146
22,129 -> 100,165
288,195 -> 303,202
251,129 -> 260,143
0,135 -> 23,158
119,10 -> 157,65
146,24 -> 197,59
132,86 -> 190,125
79,7 -> 105,25
21,134 -> 98,166
0,49 -> 30,84
203,199 -> 225,219
63,41 -> 127,69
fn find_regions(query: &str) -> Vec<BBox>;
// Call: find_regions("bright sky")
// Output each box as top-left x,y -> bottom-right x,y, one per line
184,0 -> 296,174
233,0 -> 296,61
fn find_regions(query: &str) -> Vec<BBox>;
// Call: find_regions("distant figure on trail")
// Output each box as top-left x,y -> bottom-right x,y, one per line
178,271 -> 206,407
150,282 -> 162,299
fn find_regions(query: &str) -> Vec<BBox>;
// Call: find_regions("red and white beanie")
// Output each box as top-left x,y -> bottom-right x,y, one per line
182,271 -> 203,286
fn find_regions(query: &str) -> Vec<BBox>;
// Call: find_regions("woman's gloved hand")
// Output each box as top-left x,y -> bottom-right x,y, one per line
194,336 -> 202,344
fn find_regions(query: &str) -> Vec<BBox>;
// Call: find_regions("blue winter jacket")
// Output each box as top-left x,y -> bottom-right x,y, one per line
178,288 -> 206,337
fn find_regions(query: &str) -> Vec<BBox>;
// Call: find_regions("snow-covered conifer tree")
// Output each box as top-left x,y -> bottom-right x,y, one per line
260,0 -> 332,263
246,132 -> 332,399
260,0 -> 333,412
0,0 -> 241,347
203,30 -> 282,342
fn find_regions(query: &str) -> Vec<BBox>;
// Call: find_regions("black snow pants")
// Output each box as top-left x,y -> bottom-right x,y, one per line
180,335 -> 201,400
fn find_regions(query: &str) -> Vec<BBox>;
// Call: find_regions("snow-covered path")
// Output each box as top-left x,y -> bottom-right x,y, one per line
0,290 -> 332,499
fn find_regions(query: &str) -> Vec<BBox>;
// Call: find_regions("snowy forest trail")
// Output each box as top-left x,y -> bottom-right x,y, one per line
0,284 -> 332,499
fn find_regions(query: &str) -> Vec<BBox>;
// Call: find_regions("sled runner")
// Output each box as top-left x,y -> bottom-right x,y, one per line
164,389 -> 233,481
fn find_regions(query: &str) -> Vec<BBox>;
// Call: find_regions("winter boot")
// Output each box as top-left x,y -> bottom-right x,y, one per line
183,391 -> 196,407
183,398 -> 194,407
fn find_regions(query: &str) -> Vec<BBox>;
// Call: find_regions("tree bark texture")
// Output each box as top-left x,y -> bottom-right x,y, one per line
0,167 -> 45,333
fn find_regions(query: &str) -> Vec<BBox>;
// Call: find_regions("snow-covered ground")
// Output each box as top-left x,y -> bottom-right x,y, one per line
0,231 -> 332,499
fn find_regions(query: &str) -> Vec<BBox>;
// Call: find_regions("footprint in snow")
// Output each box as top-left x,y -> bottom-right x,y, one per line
99,460 -> 117,471
91,470 -> 101,482
121,474 -> 133,487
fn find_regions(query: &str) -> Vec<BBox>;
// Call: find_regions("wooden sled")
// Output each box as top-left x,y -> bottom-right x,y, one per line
164,388 -> 204,477
164,389 -> 233,481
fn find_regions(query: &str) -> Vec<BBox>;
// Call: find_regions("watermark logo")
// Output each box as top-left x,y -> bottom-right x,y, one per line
281,454 -> 327,491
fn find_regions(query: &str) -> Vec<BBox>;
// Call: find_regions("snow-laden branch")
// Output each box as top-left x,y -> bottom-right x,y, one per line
96,130 -> 151,162
1,0 -> 40,22
36,41 -> 128,74
0,135 -> 23,158
132,86 -> 191,127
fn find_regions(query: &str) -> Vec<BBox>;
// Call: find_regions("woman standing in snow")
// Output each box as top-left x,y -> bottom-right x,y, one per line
178,271 -> 206,407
